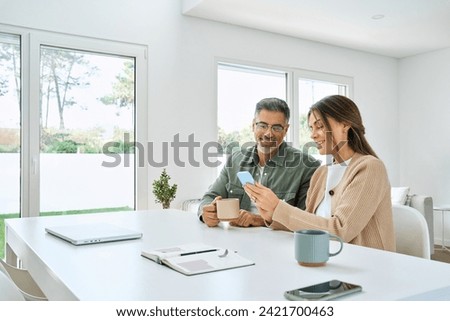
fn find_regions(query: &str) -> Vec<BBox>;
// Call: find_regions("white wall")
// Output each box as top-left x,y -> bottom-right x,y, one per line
399,47 -> 450,245
0,0 -> 399,209
399,48 -> 450,204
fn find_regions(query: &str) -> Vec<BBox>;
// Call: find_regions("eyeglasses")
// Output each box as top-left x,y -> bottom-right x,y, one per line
254,122 -> 285,133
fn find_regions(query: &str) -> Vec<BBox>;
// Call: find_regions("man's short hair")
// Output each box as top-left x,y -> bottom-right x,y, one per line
255,97 -> 290,122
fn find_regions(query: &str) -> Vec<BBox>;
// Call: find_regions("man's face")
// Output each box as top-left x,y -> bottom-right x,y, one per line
252,110 -> 289,155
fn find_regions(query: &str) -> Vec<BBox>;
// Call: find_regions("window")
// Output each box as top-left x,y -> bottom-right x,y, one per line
0,32 -> 21,259
0,26 -> 148,258
217,61 -> 352,166
38,46 -> 137,215
296,71 -> 352,162
217,62 -> 287,153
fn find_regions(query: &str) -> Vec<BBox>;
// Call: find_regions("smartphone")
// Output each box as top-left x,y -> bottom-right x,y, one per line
284,280 -> 362,301
237,171 -> 255,185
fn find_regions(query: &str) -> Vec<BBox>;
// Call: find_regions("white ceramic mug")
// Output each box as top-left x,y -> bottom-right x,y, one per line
216,198 -> 240,221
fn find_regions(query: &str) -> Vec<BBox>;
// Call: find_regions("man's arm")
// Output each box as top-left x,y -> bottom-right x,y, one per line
197,155 -> 234,221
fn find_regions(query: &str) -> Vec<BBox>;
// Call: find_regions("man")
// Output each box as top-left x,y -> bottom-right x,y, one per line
198,97 -> 320,227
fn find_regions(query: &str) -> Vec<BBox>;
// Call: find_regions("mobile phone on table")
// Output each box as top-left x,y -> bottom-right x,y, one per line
284,280 -> 362,301
237,171 -> 255,186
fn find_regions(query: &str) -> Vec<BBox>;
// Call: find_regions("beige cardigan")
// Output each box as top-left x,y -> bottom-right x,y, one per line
269,153 -> 396,251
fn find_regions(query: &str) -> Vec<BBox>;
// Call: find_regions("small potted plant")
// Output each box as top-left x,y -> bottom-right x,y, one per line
152,169 -> 177,209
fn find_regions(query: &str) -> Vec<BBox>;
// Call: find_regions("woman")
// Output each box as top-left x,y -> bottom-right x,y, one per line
245,95 -> 395,251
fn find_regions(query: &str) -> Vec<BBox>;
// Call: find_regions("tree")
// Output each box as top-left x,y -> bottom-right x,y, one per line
40,48 -> 96,130
100,60 -> 134,111
0,42 -> 20,103
152,169 -> 177,209
218,125 -> 254,154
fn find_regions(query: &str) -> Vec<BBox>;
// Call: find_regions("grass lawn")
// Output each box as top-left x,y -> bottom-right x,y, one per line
0,206 -> 132,259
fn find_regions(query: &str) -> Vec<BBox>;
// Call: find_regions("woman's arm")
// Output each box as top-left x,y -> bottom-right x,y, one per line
270,158 -> 390,242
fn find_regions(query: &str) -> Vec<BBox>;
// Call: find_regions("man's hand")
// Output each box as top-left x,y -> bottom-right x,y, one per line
201,196 -> 222,227
229,210 -> 266,227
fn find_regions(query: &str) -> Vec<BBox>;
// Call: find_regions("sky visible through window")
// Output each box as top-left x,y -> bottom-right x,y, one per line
218,65 -> 286,133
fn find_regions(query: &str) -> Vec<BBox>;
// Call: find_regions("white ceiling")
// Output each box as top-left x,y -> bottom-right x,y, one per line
182,0 -> 450,58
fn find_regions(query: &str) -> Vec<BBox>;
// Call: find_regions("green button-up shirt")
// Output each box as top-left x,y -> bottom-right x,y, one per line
198,142 -> 320,220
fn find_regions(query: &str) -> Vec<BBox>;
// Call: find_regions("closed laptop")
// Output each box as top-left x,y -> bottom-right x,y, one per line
45,222 -> 142,245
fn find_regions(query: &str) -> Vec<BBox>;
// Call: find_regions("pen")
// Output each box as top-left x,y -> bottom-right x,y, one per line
180,249 -> 218,256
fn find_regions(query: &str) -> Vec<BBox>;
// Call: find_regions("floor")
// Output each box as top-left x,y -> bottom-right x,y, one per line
431,246 -> 450,263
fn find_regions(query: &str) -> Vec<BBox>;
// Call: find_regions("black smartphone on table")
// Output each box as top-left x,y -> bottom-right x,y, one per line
284,280 -> 362,301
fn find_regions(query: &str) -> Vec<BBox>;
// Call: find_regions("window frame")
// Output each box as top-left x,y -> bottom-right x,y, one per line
215,58 -> 353,150
0,24 -> 149,217
292,69 -> 353,148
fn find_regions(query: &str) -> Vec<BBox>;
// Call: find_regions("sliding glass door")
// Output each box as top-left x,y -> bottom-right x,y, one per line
38,46 -> 136,216
0,32 -> 21,258
0,27 -> 148,257
26,32 -> 148,217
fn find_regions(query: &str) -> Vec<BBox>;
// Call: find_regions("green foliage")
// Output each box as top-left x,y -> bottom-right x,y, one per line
0,42 -> 20,99
103,129 -> 135,153
102,135 -> 135,154
298,113 -> 318,153
66,127 -> 105,153
81,144 -> 101,154
299,113 -> 312,147
0,77 -> 7,96
40,127 -> 125,154
152,169 -> 177,209
100,60 -> 135,108
0,213 -> 19,259
38,127 -> 136,154
218,125 -> 254,154
46,139 -> 78,153
0,145 -> 20,153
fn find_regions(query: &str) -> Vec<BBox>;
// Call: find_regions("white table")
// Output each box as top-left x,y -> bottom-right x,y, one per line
433,206 -> 450,252
6,210 -> 450,301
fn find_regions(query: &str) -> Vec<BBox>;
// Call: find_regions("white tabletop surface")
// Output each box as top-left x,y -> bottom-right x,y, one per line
6,210 -> 450,301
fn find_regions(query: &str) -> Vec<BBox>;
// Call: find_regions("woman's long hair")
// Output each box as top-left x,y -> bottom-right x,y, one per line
308,95 -> 378,158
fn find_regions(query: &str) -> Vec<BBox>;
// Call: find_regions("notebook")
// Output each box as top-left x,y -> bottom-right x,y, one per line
141,243 -> 255,275
45,222 -> 142,245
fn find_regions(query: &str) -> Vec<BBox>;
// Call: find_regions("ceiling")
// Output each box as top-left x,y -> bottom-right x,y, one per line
182,0 -> 450,58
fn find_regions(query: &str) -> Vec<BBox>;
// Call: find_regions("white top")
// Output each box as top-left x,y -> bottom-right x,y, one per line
315,159 -> 350,217
5,210 -> 450,301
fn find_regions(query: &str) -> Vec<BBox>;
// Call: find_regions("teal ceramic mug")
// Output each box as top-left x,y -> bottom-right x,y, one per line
294,230 -> 344,267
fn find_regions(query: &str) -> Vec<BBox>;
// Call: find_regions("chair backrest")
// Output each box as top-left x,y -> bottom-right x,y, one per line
0,259 -> 47,301
408,194 -> 434,254
392,204 -> 431,259
0,269 -> 25,301
181,199 -> 202,213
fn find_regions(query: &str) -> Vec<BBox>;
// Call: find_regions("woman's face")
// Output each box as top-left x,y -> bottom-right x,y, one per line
308,111 -> 348,155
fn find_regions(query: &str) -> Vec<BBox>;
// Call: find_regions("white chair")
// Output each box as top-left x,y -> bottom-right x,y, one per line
408,194 -> 434,254
392,204 -> 431,259
0,269 -> 25,301
181,198 -> 202,213
0,259 -> 47,301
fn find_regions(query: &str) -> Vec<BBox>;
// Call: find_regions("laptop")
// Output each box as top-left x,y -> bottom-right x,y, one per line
45,222 -> 143,245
